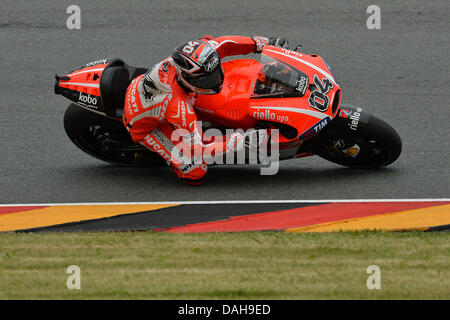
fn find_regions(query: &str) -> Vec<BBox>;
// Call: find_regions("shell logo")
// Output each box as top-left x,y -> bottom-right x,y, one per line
346,148 -> 359,157
342,144 -> 360,157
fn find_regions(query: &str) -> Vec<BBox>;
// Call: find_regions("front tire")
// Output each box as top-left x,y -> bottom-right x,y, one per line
309,109 -> 402,168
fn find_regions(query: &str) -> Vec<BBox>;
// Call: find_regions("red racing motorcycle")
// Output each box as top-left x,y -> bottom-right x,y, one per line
54,46 -> 401,169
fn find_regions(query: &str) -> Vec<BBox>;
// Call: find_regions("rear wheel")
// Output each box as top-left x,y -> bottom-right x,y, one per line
63,104 -> 165,166
308,111 -> 402,168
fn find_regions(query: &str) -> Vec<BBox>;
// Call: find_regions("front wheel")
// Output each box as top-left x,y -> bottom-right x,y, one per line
308,107 -> 402,168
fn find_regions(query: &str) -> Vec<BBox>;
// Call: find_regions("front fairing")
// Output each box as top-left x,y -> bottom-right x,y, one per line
250,48 -> 341,142
194,47 -> 342,142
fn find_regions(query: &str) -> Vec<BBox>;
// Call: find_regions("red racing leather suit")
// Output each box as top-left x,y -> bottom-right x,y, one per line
122,35 -> 269,184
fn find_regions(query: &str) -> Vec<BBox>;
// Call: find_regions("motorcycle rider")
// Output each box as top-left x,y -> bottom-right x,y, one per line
122,35 -> 289,185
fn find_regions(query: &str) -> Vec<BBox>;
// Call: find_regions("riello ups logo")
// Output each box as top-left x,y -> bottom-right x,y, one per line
339,107 -> 363,131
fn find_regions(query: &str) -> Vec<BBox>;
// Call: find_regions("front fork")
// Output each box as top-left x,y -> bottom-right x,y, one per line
295,105 -> 371,156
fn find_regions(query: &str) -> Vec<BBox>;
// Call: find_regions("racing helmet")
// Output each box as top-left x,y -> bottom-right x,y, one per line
172,39 -> 224,95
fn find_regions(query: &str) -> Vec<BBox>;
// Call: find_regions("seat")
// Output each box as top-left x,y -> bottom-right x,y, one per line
100,58 -> 148,119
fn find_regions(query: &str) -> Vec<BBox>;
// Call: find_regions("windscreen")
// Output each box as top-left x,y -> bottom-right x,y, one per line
252,55 -> 309,98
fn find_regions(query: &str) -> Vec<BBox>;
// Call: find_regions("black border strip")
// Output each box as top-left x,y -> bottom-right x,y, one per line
15,203 -> 323,233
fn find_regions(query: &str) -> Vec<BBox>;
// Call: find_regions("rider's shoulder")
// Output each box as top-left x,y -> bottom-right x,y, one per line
141,58 -> 175,93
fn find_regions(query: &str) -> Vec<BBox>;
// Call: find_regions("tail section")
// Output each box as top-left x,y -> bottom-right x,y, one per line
55,58 -> 148,118
55,58 -> 110,114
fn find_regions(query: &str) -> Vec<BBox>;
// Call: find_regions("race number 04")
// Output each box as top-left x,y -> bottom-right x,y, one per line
183,41 -> 199,54
308,74 -> 333,112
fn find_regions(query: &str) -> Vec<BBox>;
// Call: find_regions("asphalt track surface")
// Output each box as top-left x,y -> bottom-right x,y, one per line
1,0 -> 449,203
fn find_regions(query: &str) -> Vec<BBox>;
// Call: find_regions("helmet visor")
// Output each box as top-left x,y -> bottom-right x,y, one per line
183,65 -> 224,90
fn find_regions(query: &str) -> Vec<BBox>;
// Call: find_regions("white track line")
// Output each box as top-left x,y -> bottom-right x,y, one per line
0,199 -> 449,207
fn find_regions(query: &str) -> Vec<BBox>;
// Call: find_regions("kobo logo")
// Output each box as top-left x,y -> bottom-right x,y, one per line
78,92 -> 98,107
295,76 -> 308,95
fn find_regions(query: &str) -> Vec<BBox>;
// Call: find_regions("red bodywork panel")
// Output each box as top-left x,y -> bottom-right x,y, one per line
56,60 -> 109,113
194,59 -> 259,129
59,64 -> 106,96
195,46 -> 342,144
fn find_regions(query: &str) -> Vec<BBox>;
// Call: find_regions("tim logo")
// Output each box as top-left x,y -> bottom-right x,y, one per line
313,117 -> 329,133
298,117 -> 330,140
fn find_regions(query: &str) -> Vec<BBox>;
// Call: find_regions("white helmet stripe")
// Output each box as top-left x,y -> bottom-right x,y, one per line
178,55 -> 201,74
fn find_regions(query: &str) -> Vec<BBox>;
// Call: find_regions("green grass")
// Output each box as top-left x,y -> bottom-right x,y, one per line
0,231 -> 448,299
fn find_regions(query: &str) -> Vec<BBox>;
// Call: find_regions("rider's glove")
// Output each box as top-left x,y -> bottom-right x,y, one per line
226,132 -> 245,152
251,36 -> 270,53
269,37 -> 289,49
243,129 -> 270,149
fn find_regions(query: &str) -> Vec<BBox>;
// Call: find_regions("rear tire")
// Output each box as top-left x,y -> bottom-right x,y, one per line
64,104 -> 165,166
